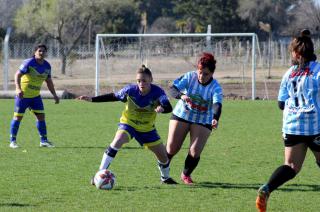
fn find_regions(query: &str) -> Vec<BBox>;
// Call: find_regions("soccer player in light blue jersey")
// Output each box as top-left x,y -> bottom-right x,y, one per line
9,44 -> 59,149
77,65 -> 177,185
166,52 -> 223,185
256,30 -> 320,212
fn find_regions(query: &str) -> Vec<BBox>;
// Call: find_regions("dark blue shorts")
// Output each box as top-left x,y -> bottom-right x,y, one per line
14,95 -> 44,116
118,123 -> 161,147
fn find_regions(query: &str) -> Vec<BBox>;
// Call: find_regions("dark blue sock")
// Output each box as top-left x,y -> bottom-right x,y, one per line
36,121 -> 47,142
10,120 -> 21,142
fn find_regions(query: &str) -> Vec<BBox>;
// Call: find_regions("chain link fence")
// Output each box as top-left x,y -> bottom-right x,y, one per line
2,38 -> 320,98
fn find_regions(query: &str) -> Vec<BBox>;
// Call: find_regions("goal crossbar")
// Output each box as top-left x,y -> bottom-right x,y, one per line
95,33 -> 259,99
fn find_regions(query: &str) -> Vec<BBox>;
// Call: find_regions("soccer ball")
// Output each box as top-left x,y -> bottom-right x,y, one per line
94,169 -> 116,190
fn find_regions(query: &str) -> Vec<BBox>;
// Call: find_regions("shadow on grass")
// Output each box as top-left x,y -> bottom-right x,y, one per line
0,203 -> 36,207
195,182 -> 320,192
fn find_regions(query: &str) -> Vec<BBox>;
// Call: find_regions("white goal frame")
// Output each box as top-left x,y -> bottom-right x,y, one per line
95,33 -> 259,99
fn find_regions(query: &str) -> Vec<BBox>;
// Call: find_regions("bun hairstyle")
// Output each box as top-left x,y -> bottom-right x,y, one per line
137,65 -> 153,81
301,29 -> 311,37
197,52 -> 216,73
289,29 -> 316,67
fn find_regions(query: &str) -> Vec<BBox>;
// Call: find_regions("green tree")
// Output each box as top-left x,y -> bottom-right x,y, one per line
93,0 -> 140,34
14,0 -> 99,74
173,0 -> 248,33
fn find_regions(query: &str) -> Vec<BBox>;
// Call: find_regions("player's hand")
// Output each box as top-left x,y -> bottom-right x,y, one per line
76,96 -> 92,102
155,105 -> 164,113
181,94 -> 191,103
54,95 -> 60,104
212,119 -> 218,129
16,89 -> 24,98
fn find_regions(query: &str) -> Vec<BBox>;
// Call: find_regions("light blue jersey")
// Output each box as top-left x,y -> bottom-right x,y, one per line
278,61 -> 320,135
172,71 -> 223,125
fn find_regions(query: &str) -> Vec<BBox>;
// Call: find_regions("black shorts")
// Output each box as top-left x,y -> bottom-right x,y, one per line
283,134 -> 320,152
170,114 -> 212,131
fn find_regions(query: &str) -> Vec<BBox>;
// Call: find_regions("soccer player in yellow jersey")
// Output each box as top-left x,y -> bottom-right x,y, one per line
77,65 -> 177,184
9,44 -> 59,148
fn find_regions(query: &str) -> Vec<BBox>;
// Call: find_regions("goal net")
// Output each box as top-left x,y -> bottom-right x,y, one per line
95,33 -> 266,100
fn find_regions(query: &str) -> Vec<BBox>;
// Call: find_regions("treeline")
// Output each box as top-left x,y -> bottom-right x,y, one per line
1,0 -> 319,41
1,0 -> 319,74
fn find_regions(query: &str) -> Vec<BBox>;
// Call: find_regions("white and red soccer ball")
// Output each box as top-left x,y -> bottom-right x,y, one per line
94,169 -> 116,190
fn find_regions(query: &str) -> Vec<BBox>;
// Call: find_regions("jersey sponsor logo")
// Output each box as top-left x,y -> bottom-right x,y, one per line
287,104 -> 315,114
129,119 -> 149,125
185,94 -> 209,112
27,84 -> 41,91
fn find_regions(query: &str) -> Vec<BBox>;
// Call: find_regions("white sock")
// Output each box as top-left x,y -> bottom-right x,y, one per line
99,153 -> 114,170
158,160 -> 170,179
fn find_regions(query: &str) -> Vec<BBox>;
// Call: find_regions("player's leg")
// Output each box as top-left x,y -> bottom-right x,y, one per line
180,124 -> 211,184
256,137 -> 307,212
166,119 -> 190,160
30,96 -> 53,147
309,135 -> 320,168
9,97 -> 28,148
148,143 -> 177,184
313,151 -> 320,168
99,128 -> 130,170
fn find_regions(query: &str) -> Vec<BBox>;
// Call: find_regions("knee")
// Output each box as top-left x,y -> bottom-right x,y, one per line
285,162 -> 301,174
111,139 -> 128,149
189,148 -> 201,158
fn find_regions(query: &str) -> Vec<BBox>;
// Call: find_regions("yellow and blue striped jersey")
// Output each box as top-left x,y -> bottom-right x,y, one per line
19,57 -> 51,98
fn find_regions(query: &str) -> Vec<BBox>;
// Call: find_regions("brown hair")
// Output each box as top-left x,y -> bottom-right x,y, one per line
197,52 -> 216,73
137,65 -> 153,81
289,29 -> 316,68
34,44 -> 47,52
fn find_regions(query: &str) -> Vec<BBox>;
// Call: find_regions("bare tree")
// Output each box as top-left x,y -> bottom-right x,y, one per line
288,0 -> 320,36
237,0 -> 298,37
14,0 -> 100,74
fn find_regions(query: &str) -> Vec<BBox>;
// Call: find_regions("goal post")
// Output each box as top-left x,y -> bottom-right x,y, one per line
95,33 -> 261,100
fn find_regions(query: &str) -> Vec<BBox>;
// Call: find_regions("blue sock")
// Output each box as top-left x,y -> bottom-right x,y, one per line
10,120 -> 21,142
36,121 -> 47,142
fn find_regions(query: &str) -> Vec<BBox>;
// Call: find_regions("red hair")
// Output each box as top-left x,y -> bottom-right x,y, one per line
197,52 -> 216,73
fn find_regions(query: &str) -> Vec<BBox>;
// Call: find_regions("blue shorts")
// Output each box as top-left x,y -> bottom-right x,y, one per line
118,123 -> 161,147
14,95 -> 44,116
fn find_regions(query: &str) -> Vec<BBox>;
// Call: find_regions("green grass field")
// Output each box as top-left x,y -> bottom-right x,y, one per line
0,99 -> 319,211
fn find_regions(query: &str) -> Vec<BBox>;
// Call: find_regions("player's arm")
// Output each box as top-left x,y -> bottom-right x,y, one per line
14,71 -> 23,98
92,93 -> 119,102
169,85 -> 191,103
169,85 -> 183,99
45,78 -> 59,104
278,101 -> 285,110
77,93 -> 119,102
212,102 -> 222,129
155,98 -> 172,113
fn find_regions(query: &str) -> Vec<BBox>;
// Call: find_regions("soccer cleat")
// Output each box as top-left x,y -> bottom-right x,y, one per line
180,172 -> 194,185
256,185 -> 270,212
40,140 -> 55,147
9,142 -> 19,149
161,177 -> 178,184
